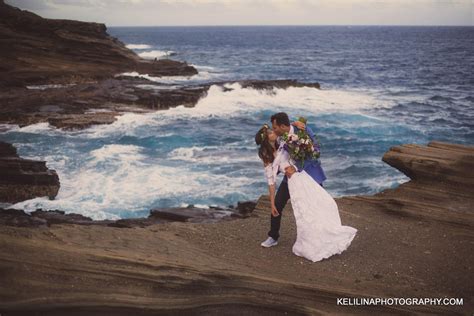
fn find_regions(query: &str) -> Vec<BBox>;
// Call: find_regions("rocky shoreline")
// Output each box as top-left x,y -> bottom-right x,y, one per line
0,0 -> 196,88
0,141 -> 472,315
0,1 -> 322,130
0,77 -> 322,130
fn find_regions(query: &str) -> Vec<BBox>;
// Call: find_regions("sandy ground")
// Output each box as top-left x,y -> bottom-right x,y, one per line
0,192 -> 472,315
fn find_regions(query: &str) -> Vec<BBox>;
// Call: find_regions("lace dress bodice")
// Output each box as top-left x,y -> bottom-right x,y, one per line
264,147 -> 292,186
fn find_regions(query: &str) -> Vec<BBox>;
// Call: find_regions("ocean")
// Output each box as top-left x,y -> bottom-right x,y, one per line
2,26 -> 473,220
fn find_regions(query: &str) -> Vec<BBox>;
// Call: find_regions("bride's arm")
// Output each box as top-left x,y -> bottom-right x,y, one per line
264,164 -> 279,216
268,183 -> 276,213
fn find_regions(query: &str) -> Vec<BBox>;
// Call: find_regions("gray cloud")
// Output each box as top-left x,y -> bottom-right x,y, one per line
6,0 -> 52,10
5,0 -> 473,26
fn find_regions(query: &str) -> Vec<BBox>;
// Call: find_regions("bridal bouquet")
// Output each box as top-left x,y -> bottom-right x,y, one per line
281,117 -> 321,168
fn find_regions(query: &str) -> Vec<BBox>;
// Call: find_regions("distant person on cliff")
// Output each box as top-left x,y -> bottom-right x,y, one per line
255,112 -> 357,262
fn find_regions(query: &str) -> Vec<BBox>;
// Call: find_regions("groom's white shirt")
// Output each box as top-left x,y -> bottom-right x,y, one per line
265,126 -> 294,186
277,125 -> 295,149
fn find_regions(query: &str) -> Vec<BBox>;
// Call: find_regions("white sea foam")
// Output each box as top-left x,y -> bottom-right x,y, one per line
15,122 -> 53,133
9,143 -> 259,220
26,84 -> 76,90
138,50 -> 176,59
0,123 -> 20,133
178,203 -> 210,209
75,111 -> 161,138
126,44 -> 152,49
117,64 -> 224,84
159,83 -> 394,119
190,64 -> 220,71
168,146 -> 254,164
117,69 -> 220,84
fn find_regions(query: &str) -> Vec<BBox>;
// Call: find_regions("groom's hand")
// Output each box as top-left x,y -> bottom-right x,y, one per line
285,166 -> 296,178
292,121 -> 306,130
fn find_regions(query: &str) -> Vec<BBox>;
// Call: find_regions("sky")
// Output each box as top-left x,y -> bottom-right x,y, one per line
5,0 -> 473,27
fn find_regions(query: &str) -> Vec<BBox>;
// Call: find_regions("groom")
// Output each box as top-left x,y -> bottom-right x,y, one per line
261,112 -> 327,248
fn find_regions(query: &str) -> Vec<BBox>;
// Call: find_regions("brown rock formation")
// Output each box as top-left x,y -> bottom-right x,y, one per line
341,141 -> 474,228
0,205 -> 251,228
383,141 -> 474,188
0,0 -> 196,88
0,141 -> 60,203
0,141 -> 472,315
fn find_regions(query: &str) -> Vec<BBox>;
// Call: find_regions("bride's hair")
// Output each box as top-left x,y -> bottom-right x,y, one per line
255,125 -> 275,164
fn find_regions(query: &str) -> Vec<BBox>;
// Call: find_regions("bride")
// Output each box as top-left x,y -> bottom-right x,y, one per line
255,124 -> 357,262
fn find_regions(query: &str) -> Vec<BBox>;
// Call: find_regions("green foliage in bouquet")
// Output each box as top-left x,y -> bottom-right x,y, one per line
281,118 -> 321,169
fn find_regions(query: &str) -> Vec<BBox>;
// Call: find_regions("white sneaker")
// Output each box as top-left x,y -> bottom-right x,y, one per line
261,237 -> 278,248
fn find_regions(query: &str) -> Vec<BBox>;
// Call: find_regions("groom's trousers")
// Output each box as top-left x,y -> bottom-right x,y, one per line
268,179 -> 290,241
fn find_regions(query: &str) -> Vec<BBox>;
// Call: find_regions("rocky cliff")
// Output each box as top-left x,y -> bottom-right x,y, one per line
0,0 -> 196,87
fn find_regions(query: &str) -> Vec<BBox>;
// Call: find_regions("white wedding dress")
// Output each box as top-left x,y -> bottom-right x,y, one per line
265,147 -> 357,262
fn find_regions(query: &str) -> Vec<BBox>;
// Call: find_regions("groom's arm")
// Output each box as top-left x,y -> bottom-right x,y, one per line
292,121 -> 316,142
305,125 -> 316,142
305,125 -> 321,155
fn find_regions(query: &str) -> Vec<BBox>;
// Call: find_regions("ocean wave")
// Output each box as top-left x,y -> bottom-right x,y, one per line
89,144 -> 145,162
0,123 -> 20,133
48,84 -> 396,140
429,95 -> 453,102
322,155 -> 409,197
9,144 -> 260,220
462,96 -> 474,102
126,44 -> 152,49
117,64 -> 225,84
328,172 -> 408,197
168,145 -> 256,164
161,83 -> 394,118
117,69 -> 220,84
190,64 -> 220,71
72,111 -> 162,139
138,50 -> 176,59
179,203 -> 210,209
11,122 -> 53,134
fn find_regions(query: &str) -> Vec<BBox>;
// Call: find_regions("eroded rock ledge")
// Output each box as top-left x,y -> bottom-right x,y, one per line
0,141 -> 59,203
0,202 -> 256,228
339,141 -> 474,228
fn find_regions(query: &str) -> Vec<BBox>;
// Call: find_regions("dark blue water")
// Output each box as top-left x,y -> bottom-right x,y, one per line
1,26 -> 473,220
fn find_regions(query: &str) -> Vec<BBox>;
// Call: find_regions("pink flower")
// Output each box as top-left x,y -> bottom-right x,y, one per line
288,133 -> 299,142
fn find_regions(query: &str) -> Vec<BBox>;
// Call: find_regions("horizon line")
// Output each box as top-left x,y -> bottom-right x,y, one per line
108,24 -> 474,28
